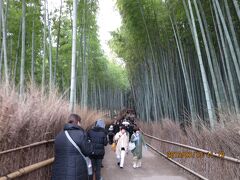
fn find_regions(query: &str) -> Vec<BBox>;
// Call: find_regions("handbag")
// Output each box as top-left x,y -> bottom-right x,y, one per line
111,142 -> 117,152
128,142 -> 136,151
65,130 -> 93,176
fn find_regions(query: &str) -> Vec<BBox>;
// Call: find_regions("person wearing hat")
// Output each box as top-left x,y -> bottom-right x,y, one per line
108,125 -> 115,145
87,119 -> 108,180
114,126 -> 129,168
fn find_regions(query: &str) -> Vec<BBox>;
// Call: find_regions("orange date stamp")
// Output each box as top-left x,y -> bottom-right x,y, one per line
167,151 -> 225,158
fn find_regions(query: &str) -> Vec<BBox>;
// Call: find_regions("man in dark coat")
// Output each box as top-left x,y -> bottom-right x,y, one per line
52,114 -> 94,180
108,125 -> 115,145
87,119 -> 108,180
113,121 -> 120,135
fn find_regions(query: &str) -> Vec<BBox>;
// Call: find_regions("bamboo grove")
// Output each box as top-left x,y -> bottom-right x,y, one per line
1,0 -> 240,129
110,0 -> 240,129
0,0 -> 129,113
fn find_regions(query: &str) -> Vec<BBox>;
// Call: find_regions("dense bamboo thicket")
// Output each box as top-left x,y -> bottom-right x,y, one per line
140,120 -> 240,180
111,0 -> 240,129
0,0 -> 129,115
1,0 -> 240,178
0,83 -> 109,179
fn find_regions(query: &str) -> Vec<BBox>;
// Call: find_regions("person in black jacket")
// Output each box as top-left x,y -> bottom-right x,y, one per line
88,119 -> 108,180
113,121 -> 120,135
52,114 -> 94,180
108,125 -> 115,145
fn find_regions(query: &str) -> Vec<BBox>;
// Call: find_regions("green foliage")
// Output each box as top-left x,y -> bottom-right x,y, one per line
1,0 -> 129,110
111,0 -> 240,124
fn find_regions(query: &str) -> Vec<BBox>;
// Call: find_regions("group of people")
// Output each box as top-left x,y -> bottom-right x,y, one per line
113,125 -> 146,169
51,114 -> 107,180
51,112 -> 146,180
108,110 -> 146,169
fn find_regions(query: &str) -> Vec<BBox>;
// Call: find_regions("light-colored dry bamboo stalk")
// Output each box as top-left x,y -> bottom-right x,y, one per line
0,158 -> 54,180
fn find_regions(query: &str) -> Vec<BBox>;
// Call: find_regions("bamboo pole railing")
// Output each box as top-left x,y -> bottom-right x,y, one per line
146,143 -> 208,180
0,158 -> 54,180
142,131 -> 240,163
0,139 -> 54,155
0,130 -> 239,180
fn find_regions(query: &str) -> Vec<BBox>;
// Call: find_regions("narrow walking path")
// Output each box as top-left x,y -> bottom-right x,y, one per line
102,146 -> 195,180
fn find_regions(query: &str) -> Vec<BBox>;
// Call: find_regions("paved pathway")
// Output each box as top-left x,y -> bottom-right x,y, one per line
102,146 -> 195,180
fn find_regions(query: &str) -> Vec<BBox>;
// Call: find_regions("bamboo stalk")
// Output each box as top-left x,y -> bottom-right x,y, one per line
0,158 -> 54,180
0,139 -> 54,155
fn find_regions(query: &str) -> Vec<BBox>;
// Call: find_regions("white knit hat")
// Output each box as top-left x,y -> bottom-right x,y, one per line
109,125 -> 114,131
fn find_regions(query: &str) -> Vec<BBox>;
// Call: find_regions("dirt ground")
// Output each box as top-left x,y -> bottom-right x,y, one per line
102,146 -> 196,180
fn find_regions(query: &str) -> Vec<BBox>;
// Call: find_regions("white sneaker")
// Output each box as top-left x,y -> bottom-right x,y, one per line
136,161 -> 142,168
133,164 -> 137,168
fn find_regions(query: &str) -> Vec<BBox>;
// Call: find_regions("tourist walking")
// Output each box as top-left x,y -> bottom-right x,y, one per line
114,126 -> 129,168
88,119 -> 108,180
130,127 -> 147,168
52,114 -> 94,180
108,125 -> 115,145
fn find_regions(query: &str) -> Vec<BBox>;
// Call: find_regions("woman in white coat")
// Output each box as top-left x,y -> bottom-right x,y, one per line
114,126 -> 129,168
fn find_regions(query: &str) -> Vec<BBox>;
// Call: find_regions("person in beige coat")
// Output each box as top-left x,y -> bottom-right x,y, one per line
114,126 -> 129,168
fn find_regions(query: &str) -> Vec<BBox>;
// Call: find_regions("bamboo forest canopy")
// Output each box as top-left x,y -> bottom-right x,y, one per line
110,0 -> 240,128
1,0 -> 240,129
0,0 -> 129,112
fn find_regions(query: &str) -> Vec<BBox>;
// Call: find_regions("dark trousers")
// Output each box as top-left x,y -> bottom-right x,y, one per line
108,133 -> 114,144
91,159 -> 102,180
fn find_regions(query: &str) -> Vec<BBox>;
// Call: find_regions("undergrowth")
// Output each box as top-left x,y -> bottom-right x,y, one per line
140,118 -> 240,180
0,84 -> 109,179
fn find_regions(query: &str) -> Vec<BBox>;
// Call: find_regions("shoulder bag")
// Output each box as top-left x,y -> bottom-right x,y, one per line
64,130 -> 93,176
